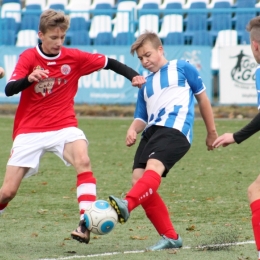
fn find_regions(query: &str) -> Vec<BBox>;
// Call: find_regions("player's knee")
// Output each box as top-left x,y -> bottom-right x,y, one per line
74,155 -> 91,169
247,179 -> 260,201
0,187 -> 17,203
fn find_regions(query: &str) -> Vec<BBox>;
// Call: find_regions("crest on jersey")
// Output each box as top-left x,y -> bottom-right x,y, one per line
61,64 -> 71,75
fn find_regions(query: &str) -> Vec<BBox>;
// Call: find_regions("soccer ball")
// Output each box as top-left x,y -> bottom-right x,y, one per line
83,200 -> 118,235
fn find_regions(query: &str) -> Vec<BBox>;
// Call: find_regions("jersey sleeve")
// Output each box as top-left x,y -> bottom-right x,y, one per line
181,60 -> 206,95
134,88 -> 148,123
255,66 -> 260,110
77,49 -> 107,76
9,49 -> 35,81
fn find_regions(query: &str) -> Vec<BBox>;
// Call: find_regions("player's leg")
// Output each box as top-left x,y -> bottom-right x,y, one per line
248,174 -> 260,260
0,166 -> 28,214
109,127 -> 164,222
130,168 -> 181,248
1,133 -> 44,214
63,136 -> 95,244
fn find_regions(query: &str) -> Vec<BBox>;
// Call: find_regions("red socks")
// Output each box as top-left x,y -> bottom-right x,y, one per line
141,192 -> 178,240
250,199 -> 260,250
126,170 -> 161,212
0,203 -> 8,213
77,171 -> 96,218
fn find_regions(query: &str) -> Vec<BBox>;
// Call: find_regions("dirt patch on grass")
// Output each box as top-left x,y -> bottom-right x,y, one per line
0,104 -> 258,118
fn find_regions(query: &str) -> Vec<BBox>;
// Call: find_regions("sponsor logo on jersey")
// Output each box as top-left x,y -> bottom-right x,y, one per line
47,62 -> 56,65
61,64 -> 71,75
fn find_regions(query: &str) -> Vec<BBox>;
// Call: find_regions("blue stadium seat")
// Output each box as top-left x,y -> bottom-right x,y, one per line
49,4 -> 65,11
191,30 -> 212,46
66,17 -> 89,44
2,0 -> 20,3
164,32 -> 184,45
1,17 -> 18,32
234,12 -> 256,38
114,32 -> 134,45
70,30 -> 91,45
94,32 -> 114,45
91,3 -> 113,17
235,0 -> 256,8
1,29 -> 16,45
184,2 -> 207,41
208,1 -> 232,43
164,2 -> 182,10
239,30 -> 250,45
138,2 -> 159,18
24,4 -> 42,13
20,15 -> 39,31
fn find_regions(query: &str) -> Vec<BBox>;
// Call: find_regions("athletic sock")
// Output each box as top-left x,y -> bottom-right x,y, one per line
141,191 -> 178,240
77,171 -> 96,220
0,203 -> 8,214
250,199 -> 260,252
125,170 -> 161,212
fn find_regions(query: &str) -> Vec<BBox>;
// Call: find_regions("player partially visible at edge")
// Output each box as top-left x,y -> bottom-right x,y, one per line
109,31 -> 218,251
213,16 -> 260,260
0,67 -> 5,79
0,9 -> 145,245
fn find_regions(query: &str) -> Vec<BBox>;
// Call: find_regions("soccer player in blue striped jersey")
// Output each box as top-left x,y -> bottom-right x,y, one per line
109,31 -> 218,251
213,17 -> 260,260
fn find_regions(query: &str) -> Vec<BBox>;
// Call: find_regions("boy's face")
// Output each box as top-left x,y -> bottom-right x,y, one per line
38,27 -> 66,55
136,41 -> 166,72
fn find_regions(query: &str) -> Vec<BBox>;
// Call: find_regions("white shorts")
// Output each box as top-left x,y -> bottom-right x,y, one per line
7,127 -> 88,178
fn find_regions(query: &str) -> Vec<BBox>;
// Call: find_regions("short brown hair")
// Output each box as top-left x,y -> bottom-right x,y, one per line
130,31 -> 162,55
39,9 -> 70,34
247,16 -> 260,42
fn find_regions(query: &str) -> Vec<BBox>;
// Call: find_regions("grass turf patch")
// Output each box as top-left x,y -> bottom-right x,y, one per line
0,117 -> 258,260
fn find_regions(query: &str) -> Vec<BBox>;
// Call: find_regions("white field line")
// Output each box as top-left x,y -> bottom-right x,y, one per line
38,240 -> 256,260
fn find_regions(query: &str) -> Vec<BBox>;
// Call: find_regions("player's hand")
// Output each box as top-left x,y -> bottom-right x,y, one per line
212,133 -> 235,148
0,67 -> 5,79
28,69 -> 49,83
206,131 -> 218,151
126,129 -> 137,147
132,75 -> 146,89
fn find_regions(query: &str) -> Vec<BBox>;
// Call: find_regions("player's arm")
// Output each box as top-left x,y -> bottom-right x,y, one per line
195,91 -> 218,150
126,89 -> 147,147
104,58 -> 145,86
233,112 -> 260,144
126,119 -> 146,147
5,78 -> 33,96
5,69 -> 49,96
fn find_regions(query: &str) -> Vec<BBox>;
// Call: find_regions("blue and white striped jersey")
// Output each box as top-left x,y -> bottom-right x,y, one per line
134,59 -> 206,144
256,65 -> 260,109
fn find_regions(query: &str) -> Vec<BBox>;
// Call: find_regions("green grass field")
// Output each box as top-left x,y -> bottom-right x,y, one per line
0,117 -> 259,260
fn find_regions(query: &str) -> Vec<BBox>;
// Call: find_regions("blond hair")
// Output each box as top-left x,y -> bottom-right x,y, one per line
39,9 -> 70,34
130,31 -> 162,55
247,16 -> 260,42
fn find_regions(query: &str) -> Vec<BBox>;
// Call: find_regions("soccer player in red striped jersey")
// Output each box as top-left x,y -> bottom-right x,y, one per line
213,16 -> 260,260
0,9 -> 145,244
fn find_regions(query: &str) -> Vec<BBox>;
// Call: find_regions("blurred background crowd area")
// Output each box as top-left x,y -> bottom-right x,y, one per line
0,0 -> 259,47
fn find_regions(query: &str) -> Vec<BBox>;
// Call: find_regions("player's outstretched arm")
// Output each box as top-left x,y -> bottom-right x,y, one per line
213,112 -> 260,147
104,58 -> 141,85
195,91 -> 218,150
5,69 -> 49,96
212,133 -> 235,148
